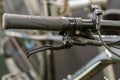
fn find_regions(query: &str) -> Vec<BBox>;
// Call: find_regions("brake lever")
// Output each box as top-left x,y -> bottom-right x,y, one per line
26,38 -> 103,58
26,43 -> 72,58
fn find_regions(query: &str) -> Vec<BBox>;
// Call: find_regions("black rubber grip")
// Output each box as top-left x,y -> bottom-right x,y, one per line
3,13 -> 69,31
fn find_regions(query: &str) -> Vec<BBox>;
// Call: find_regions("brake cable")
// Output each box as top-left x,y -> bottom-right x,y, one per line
93,5 -> 120,57
97,27 -> 120,57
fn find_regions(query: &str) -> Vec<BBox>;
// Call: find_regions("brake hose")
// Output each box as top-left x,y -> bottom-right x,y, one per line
96,23 -> 120,57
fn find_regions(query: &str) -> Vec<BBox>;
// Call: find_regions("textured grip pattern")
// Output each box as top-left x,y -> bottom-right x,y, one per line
3,13 -> 69,31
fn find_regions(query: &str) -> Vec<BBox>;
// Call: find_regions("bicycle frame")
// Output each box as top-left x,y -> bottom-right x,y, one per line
67,48 -> 120,80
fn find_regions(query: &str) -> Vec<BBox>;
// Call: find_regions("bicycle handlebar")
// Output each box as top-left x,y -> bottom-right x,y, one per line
3,13 -> 120,31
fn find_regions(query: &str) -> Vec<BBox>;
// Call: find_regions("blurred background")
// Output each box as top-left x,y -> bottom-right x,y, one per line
0,0 -> 120,80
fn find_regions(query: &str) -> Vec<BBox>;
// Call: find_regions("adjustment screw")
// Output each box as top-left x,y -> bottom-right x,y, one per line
67,75 -> 72,80
75,30 -> 80,35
